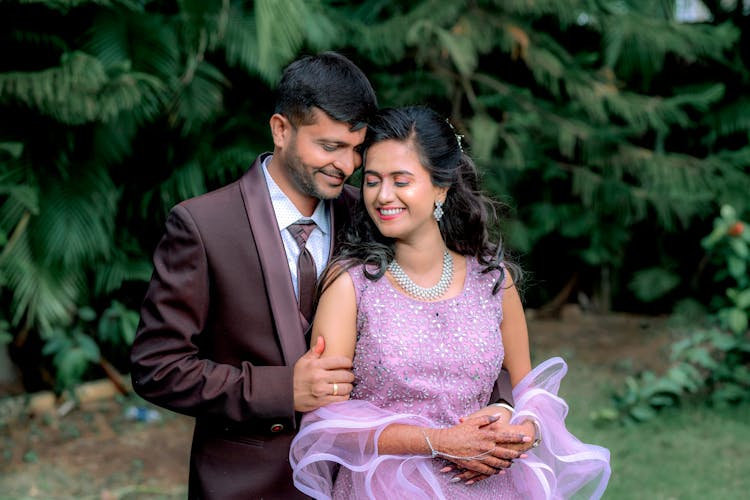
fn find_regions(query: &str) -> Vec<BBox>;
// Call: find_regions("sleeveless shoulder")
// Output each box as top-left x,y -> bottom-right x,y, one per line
345,262 -> 383,307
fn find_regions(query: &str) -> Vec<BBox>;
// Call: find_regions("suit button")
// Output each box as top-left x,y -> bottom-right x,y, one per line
270,423 -> 284,433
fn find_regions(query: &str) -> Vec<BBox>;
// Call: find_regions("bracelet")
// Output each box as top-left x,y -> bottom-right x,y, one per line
489,402 -> 515,415
422,430 -> 495,461
528,418 -> 542,448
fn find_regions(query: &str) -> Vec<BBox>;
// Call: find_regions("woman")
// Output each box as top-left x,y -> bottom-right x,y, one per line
290,106 -> 610,499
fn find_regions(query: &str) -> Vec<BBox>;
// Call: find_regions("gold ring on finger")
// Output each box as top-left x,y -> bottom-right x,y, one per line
332,383 -> 339,396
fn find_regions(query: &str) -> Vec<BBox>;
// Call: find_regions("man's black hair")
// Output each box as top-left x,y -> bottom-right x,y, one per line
275,52 -> 378,131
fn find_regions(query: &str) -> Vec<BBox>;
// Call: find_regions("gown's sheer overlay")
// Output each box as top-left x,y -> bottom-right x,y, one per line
290,257 -> 610,499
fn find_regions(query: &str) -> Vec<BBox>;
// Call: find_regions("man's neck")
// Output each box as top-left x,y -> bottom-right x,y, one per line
266,155 -> 320,217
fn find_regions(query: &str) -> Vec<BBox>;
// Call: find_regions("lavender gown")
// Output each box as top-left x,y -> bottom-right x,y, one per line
290,257 -> 610,499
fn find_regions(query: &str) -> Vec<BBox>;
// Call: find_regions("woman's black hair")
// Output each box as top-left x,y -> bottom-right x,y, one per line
318,106 -> 521,298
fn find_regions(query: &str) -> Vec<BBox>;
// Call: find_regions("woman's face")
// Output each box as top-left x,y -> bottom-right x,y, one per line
362,139 -> 447,242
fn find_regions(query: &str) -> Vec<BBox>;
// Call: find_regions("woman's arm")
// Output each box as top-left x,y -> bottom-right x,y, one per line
377,417 -> 526,477
500,274 -> 532,386
311,269 -> 358,360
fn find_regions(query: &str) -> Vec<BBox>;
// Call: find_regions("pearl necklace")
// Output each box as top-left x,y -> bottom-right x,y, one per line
387,250 -> 454,300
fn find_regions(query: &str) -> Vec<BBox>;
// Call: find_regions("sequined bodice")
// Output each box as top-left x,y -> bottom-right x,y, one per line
349,257 -> 505,427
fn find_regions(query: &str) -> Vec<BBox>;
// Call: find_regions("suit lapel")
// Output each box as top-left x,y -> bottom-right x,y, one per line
239,155 -> 307,365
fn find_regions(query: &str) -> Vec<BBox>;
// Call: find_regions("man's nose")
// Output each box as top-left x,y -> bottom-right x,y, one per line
334,149 -> 359,176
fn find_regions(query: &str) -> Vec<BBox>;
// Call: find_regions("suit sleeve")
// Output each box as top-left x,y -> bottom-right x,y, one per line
489,369 -> 515,406
129,205 -> 295,422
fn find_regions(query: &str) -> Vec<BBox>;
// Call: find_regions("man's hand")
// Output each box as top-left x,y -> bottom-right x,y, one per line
293,336 -> 355,412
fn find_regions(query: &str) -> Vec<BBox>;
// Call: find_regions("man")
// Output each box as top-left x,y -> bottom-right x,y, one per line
130,52 -> 377,499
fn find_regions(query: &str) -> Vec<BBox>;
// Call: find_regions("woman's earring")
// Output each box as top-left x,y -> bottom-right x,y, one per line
433,200 -> 444,222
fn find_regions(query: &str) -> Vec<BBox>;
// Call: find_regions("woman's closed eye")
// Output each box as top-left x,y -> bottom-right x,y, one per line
393,175 -> 410,187
364,175 -> 380,187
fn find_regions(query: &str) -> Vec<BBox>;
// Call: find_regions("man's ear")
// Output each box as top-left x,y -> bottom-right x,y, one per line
270,113 -> 292,149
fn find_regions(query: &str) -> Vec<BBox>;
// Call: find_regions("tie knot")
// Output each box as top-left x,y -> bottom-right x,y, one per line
289,220 -> 316,248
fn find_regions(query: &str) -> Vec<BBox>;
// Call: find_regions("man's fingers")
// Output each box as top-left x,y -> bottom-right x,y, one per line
316,356 -> 354,372
313,381 -> 355,398
310,335 -> 325,356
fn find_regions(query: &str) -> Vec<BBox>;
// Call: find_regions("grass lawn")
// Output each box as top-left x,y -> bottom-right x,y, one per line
551,356 -> 750,499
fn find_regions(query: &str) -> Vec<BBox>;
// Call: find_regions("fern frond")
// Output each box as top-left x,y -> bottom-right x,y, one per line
0,51 -> 168,124
93,247 -> 152,295
2,233 -> 83,332
30,166 -> 117,268
170,60 -> 227,135
703,97 -> 750,144
17,0 -> 144,13
84,10 -> 180,78
0,162 -> 39,255
254,0 -> 311,82
8,29 -> 69,54
487,0 -> 587,27
147,160 -> 207,218
603,15 -> 738,85
206,146 -> 261,186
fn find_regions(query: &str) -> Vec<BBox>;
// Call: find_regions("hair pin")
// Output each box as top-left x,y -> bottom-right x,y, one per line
445,118 -> 464,153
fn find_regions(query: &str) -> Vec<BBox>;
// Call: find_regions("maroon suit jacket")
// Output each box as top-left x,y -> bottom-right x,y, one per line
131,154 -> 357,499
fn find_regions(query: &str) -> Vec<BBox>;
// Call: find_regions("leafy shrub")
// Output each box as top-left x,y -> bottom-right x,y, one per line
595,206 -> 750,423
41,301 -> 139,392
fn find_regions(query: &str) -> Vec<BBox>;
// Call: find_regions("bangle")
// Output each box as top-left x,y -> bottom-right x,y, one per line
528,419 -> 542,448
422,430 -> 495,461
489,402 -> 515,415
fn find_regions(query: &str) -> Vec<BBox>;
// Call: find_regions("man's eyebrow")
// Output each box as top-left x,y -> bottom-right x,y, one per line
315,138 -> 350,146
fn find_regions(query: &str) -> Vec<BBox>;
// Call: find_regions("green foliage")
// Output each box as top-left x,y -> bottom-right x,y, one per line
0,51 -> 166,125
1,0 -> 750,390
629,268 -> 681,303
97,300 -> 140,347
38,300 -> 139,391
595,206 -> 750,423
41,308 -> 102,391
0,319 -> 12,345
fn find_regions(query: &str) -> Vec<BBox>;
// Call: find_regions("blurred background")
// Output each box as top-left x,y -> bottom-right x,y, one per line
0,0 -> 748,498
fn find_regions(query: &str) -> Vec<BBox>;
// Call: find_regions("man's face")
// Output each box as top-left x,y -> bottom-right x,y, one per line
276,108 -> 367,201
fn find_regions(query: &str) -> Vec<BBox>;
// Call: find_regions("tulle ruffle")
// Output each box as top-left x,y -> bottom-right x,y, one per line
290,357 -> 610,499
290,401 -> 444,499
508,357 -> 611,499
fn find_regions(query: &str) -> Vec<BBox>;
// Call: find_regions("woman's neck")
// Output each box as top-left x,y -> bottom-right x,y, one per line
393,236 -> 447,276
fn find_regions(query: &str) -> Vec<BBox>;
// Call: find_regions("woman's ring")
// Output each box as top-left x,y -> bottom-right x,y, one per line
332,383 -> 339,396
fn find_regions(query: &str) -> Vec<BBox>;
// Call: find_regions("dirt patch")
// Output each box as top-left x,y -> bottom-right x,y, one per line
0,311 -> 675,498
528,307 -> 675,373
0,397 -> 193,498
